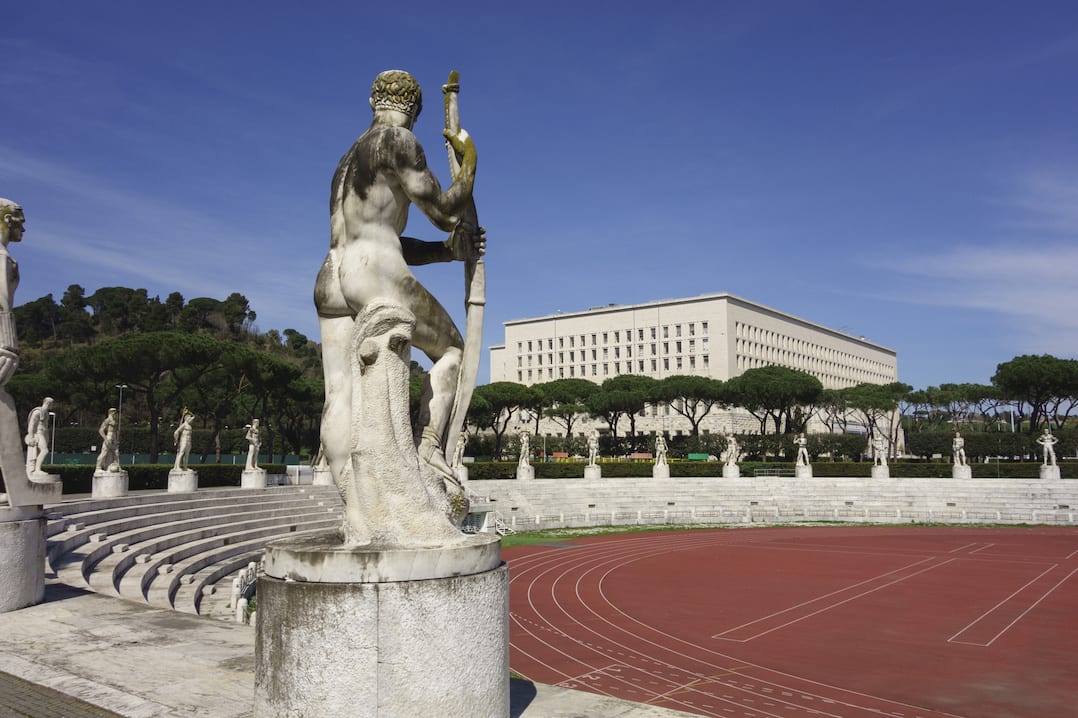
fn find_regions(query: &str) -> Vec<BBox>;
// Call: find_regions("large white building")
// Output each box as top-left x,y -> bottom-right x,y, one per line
488,293 -> 898,437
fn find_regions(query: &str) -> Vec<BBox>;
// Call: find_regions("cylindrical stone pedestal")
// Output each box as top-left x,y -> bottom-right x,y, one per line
584,465 -> 602,480
795,465 -> 813,479
515,465 -> 534,480
723,464 -> 740,478
871,465 -> 890,479
952,465 -> 972,479
652,463 -> 670,479
1041,465 -> 1061,480
312,467 -> 334,486
92,469 -> 129,498
255,532 -> 508,717
0,506 -> 47,613
241,468 -> 267,488
168,469 -> 199,493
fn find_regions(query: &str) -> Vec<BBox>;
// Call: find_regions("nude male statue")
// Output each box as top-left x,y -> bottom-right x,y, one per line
173,408 -> 194,471
245,419 -> 261,471
95,408 -> 119,472
24,396 -> 53,475
1037,427 -> 1058,467
0,199 -> 24,387
952,431 -> 966,467
314,70 -> 483,490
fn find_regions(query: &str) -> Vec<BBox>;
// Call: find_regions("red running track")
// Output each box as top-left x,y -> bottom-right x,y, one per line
506,526 -> 1078,718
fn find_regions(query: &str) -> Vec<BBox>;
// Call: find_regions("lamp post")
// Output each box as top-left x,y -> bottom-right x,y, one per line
115,384 -> 128,459
48,411 -> 56,465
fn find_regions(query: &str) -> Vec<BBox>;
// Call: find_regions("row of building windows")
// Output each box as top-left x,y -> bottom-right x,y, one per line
733,322 -> 894,387
516,338 -> 713,368
516,355 -> 710,383
515,322 -> 709,355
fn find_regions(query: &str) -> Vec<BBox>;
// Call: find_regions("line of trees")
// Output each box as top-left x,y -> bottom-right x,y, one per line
13,286 -> 1076,465
466,355 -> 1078,460
10,286 -> 323,462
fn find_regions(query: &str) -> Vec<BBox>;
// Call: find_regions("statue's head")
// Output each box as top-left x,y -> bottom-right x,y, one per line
43,397 -> 53,409
370,70 -> 422,121
108,407 -> 117,416
0,198 -> 25,244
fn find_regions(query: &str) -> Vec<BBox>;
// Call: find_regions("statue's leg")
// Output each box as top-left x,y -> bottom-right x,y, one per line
404,277 -> 463,479
318,314 -> 369,544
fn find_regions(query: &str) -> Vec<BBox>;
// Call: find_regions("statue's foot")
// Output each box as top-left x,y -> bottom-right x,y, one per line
417,432 -> 455,482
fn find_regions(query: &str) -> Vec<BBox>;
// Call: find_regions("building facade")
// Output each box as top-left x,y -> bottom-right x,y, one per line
488,293 -> 898,438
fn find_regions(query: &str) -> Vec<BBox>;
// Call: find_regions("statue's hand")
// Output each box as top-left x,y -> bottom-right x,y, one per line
442,127 -> 475,158
446,223 -> 486,262
0,348 -> 17,386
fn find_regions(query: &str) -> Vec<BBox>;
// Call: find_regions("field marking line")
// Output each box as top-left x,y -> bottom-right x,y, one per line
949,566 -> 1078,647
712,556 -> 943,640
949,542 -> 979,553
555,662 -> 626,686
968,543 -> 995,554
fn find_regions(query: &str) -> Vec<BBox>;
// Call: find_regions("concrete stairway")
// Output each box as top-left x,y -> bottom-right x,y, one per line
46,486 -> 342,617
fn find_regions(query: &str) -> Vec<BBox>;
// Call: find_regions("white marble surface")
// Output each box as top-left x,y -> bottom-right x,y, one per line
167,469 -> 198,493
263,530 -> 501,583
92,469 -> 129,498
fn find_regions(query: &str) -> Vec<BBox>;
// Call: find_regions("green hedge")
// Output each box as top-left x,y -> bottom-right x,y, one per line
6,464 -> 289,495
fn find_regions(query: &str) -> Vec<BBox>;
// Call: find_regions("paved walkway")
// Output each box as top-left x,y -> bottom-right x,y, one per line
0,582 -> 690,717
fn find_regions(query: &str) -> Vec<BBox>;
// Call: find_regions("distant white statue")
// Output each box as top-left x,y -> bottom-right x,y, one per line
723,435 -> 740,467
452,430 -> 468,469
95,408 -> 120,472
24,396 -> 53,476
952,431 -> 967,467
1037,427 -> 1058,467
872,435 -> 888,468
586,431 -> 600,467
794,433 -> 809,467
173,408 -> 195,470
245,419 -> 261,471
517,431 -> 531,469
654,434 -> 668,466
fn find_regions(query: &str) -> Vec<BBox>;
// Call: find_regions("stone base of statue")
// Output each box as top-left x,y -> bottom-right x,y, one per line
515,464 -> 534,481
27,471 -> 60,484
723,464 -> 740,478
1041,465 -> 1061,480
952,464 -> 972,480
167,468 -> 198,493
92,469 -> 129,498
0,504 -> 47,613
454,466 -> 469,484
254,531 -> 508,717
871,465 -> 890,479
795,465 -> 813,479
584,465 -> 602,480
241,468 -> 267,489
652,463 -> 670,479
312,466 -> 334,486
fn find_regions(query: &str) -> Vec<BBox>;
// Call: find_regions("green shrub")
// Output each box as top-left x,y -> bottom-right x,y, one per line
30,463 -> 288,494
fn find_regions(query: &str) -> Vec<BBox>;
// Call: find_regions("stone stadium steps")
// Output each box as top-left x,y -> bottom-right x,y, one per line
177,549 -> 268,618
45,486 -> 343,614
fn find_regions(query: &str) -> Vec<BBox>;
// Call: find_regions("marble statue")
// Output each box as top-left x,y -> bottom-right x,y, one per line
173,408 -> 194,471
872,435 -> 888,468
245,419 -> 261,471
452,430 -> 468,469
0,199 -> 61,507
0,199 -> 21,388
654,434 -> 668,466
952,431 -> 967,467
795,433 -> 810,467
95,408 -> 120,472
586,431 -> 600,467
24,397 -> 53,476
723,436 -> 740,467
517,432 -> 531,469
313,69 -> 484,546
1037,427 -> 1058,467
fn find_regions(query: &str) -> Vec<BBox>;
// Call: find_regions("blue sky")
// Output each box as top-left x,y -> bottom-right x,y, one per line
4,1 -> 1077,391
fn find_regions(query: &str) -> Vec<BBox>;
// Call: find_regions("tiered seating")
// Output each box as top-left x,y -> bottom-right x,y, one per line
46,486 -> 342,616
